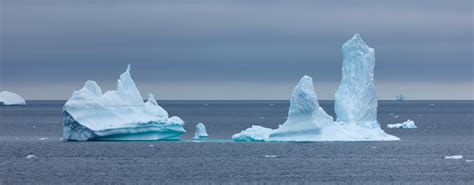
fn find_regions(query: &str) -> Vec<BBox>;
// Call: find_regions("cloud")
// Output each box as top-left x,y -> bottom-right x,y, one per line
1,0 -> 472,99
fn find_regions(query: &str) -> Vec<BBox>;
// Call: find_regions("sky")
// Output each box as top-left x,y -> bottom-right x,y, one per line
1,0 -> 473,100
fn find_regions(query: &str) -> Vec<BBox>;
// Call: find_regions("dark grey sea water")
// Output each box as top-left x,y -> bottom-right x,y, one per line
0,100 -> 473,184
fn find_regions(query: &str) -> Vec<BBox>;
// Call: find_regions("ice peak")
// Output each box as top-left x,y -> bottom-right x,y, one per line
126,64 -> 131,73
82,80 -> 102,96
117,65 -> 143,105
288,76 -> 318,117
342,34 -> 372,56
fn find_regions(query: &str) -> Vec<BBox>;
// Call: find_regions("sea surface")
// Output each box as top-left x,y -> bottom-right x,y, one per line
0,100 -> 473,184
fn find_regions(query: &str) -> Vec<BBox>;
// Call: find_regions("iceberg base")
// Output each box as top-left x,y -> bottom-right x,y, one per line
63,111 -> 186,141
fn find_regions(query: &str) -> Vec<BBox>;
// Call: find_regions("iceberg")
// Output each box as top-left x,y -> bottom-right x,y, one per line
193,123 -> 209,139
387,120 -> 417,128
232,34 -> 399,142
335,34 -> 378,128
0,91 -> 26,105
395,95 -> 407,101
232,125 -> 273,142
63,65 -> 186,141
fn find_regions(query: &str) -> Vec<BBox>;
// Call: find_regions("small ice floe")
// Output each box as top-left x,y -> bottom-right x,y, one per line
387,120 -> 417,129
259,117 -> 265,120
418,114 -> 422,116
26,154 -> 38,160
32,125 -> 36,128
203,104 -> 208,106
270,104 -> 274,106
430,103 -> 435,106
389,113 -> 395,116
392,115 -> 400,118
465,160 -> 474,162
264,155 -> 277,158
39,137 -> 48,141
149,144 -> 154,147
371,146 -> 377,149
444,155 -> 463,160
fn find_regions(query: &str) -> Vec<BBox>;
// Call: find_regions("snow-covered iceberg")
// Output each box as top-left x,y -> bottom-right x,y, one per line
232,34 -> 399,142
193,123 -> 209,139
387,120 -> 417,128
0,91 -> 26,105
63,65 -> 186,141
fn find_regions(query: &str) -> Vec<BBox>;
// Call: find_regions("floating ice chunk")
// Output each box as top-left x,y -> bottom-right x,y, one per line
63,65 -> 186,141
26,154 -> 38,159
0,91 -> 26,105
193,123 -> 209,139
444,155 -> 463,160
39,137 -> 48,141
264,155 -> 277,158
387,120 -> 417,128
466,160 -> 474,162
392,115 -> 400,118
232,125 -> 272,142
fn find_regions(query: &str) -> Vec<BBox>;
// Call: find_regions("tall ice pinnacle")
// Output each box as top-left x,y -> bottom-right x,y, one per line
334,34 -> 379,128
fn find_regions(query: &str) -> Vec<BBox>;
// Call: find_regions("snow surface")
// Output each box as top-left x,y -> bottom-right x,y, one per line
63,65 -> 186,141
193,123 -> 209,139
232,34 -> 399,142
387,120 -> 417,129
0,91 -> 26,105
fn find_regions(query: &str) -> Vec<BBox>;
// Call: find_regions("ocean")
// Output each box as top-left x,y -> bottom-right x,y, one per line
0,100 -> 473,184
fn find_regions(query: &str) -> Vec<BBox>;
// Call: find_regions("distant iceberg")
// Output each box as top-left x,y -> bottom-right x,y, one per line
395,95 -> 407,101
193,123 -> 209,139
387,120 -> 417,128
0,91 -> 26,106
63,65 -> 186,141
232,34 -> 399,142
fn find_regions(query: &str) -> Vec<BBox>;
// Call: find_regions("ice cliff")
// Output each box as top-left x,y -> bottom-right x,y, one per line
0,91 -> 26,106
63,65 -> 186,141
232,34 -> 399,142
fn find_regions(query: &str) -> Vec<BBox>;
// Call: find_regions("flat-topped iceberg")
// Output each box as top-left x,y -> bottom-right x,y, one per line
63,65 -> 186,141
193,123 -> 209,139
0,91 -> 26,105
232,34 -> 399,142
387,120 -> 417,128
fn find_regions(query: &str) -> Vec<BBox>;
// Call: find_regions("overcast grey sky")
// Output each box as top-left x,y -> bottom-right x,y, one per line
1,0 -> 473,100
